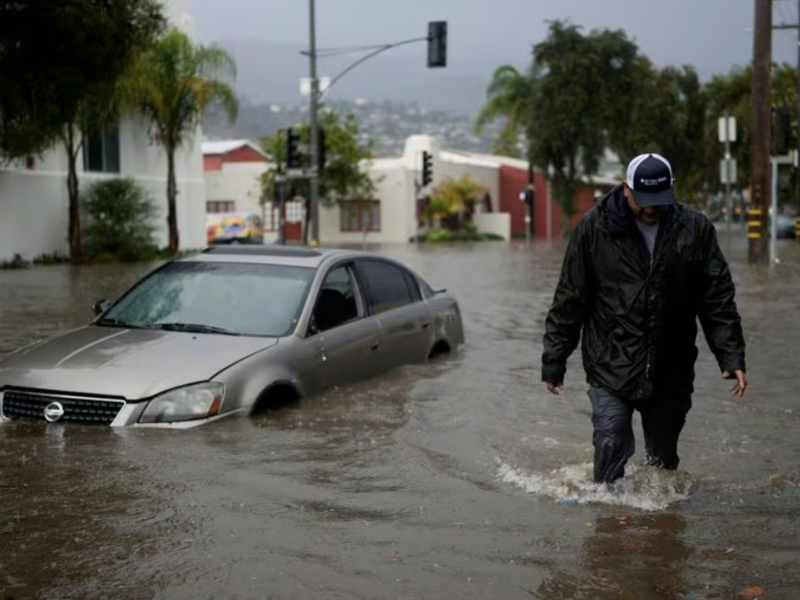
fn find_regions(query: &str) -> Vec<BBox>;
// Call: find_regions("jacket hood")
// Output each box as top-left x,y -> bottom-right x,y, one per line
596,183 -> 677,235
596,184 -> 636,235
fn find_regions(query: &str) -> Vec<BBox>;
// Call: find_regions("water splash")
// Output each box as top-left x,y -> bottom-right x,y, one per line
497,460 -> 694,512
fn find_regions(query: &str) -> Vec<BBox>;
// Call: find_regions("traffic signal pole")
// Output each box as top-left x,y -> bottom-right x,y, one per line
307,0 -> 321,246
301,6 -> 447,246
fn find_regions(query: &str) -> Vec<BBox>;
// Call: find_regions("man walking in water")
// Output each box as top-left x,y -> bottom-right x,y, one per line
541,153 -> 747,485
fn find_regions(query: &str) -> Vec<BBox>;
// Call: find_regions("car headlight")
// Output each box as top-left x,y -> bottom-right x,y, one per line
139,382 -> 224,424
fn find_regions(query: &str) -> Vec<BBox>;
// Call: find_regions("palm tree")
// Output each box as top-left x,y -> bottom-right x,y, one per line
127,28 -> 238,252
474,64 -> 540,158
429,174 -> 486,229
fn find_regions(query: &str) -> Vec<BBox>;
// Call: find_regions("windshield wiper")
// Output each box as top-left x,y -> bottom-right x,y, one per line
96,318 -> 144,329
153,322 -> 242,336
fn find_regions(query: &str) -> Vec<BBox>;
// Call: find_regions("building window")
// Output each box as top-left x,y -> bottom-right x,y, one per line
207,201 -> 236,213
83,126 -> 121,173
340,201 -> 380,232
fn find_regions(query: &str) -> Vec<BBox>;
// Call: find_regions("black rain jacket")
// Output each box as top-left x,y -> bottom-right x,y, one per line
541,184 -> 746,400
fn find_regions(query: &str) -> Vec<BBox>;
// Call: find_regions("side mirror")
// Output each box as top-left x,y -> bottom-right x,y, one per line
93,299 -> 112,316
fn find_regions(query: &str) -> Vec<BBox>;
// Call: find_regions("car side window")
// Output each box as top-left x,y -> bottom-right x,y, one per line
309,264 -> 360,334
356,259 -> 420,315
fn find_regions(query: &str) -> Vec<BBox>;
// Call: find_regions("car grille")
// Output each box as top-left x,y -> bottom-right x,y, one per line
2,389 -> 125,425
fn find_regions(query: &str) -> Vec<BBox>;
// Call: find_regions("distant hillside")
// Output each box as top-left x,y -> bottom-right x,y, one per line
203,98 -> 505,158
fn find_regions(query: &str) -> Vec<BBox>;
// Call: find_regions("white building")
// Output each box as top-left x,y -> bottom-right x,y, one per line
0,0 -> 206,261
201,139 -> 307,242
197,133 -> 615,246
318,135 -> 511,244
202,139 -> 270,214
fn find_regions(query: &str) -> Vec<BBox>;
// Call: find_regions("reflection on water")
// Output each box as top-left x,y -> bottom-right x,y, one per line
536,512 -> 693,600
0,236 -> 799,598
0,423 -> 199,599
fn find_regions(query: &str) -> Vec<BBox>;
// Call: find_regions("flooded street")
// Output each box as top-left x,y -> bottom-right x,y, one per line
1,233 -> 800,599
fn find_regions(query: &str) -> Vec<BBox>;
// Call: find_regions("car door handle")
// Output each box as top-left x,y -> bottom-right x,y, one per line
370,341 -> 381,351
421,321 -> 431,329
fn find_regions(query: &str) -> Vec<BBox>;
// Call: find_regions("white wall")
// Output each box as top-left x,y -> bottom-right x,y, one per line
474,213 -> 511,240
0,114 -> 206,260
319,161 -> 418,244
205,161 -> 269,214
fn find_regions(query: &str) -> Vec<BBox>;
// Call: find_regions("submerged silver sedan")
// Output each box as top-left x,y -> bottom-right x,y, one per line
0,246 -> 464,428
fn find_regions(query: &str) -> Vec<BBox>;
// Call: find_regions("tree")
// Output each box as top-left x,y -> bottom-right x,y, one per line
0,0 -> 165,159
607,61 -> 708,204
127,28 -> 238,253
527,20 -> 642,233
60,29 -> 166,260
259,108 -> 379,244
60,81 -> 123,260
474,64 -> 541,158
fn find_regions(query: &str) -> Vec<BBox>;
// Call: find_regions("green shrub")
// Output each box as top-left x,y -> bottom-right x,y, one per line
82,178 -> 158,262
417,226 -> 505,243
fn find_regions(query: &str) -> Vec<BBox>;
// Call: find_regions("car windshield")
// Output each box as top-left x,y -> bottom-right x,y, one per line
96,261 -> 315,337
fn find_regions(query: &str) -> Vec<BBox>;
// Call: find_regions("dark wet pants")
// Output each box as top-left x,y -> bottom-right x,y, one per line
588,387 -> 692,484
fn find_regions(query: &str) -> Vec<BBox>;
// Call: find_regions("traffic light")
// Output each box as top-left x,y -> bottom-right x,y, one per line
421,151 -> 433,186
317,127 -> 326,171
771,106 -> 792,156
286,127 -> 301,169
427,21 -> 447,68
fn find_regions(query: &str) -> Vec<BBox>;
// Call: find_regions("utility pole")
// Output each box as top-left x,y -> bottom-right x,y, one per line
307,0 -> 321,246
749,0 -> 772,264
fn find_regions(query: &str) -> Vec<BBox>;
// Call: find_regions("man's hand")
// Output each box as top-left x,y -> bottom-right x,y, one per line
722,369 -> 747,397
545,382 -> 563,395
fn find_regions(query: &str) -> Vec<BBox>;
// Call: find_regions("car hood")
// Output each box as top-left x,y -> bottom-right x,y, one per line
0,326 -> 278,399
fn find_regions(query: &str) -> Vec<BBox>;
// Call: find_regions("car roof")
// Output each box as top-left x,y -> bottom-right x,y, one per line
177,245 -> 377,269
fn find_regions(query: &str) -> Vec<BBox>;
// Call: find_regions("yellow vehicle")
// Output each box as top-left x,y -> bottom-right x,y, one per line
207,212 -> 264,245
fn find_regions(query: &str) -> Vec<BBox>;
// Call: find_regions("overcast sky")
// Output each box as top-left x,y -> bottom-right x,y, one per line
188,0 -> 799,74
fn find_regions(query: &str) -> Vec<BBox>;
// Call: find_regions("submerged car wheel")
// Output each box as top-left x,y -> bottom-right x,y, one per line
251,383 -> 301,415
427,340 -> 451,361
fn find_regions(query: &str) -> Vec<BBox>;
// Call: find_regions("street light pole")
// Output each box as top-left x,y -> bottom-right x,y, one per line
307,0 -> 321,245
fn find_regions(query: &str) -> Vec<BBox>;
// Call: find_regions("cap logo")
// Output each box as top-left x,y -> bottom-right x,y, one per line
641,176 -> 668,185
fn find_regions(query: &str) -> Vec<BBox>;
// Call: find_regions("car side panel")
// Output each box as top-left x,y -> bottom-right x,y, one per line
212,339 -> 317,414
308,317 -> 384,390
373,303 -> 434,373
428,295 -> 465,348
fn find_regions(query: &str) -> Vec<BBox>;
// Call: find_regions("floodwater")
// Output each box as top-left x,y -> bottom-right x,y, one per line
1,232 -> 799,599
